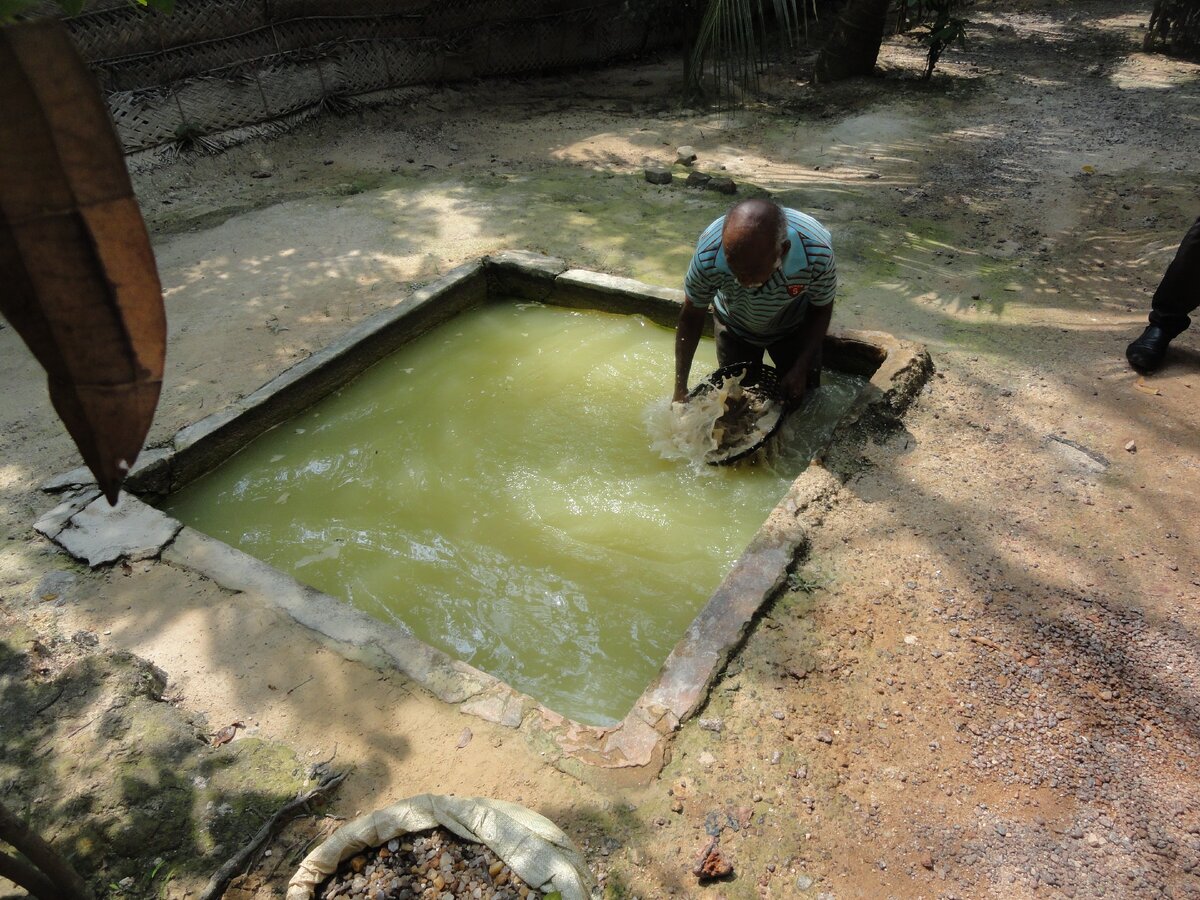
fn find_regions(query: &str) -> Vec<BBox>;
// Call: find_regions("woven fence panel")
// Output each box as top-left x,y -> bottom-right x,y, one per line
108,86 -> 178,152
54,0 -> 671,154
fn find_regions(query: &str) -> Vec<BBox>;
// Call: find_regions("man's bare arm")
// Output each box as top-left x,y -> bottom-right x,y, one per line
674,297 -> 708,402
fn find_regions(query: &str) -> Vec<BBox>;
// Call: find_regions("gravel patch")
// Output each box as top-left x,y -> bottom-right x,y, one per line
316,827 -> 544,899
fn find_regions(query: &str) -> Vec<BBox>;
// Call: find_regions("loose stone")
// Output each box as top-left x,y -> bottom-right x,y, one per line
644,165 -> 672,185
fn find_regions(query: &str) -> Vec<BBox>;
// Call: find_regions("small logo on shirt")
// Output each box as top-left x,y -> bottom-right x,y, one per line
787,284 -> 806,297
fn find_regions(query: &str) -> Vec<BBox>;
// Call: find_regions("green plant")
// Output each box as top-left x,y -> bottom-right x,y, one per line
787,565 -> 830,594
903,0 -> 968,80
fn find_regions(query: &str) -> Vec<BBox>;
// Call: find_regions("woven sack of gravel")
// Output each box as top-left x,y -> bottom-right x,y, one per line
286,793 -> 595,900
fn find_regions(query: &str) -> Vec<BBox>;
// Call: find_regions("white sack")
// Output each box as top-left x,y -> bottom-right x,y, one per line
286,793 -> 595,900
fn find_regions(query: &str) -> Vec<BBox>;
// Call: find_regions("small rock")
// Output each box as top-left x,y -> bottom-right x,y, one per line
250,170 -> 272,179
815,730 -> 834,745
706,176 -> 737,195
698,750 -> 717,768
1125,440 -> 1136,452
456,727 -> 473,749
448,143 -> 459,152
671,799 -> 684,814
1086,832 -> 1105,848
796,873 -> 815,889
699,717 -> 723,733
920,855 -> 934,870
769,750 -> 783,765
676,145 -> 698,165
772,709 -> 786,720
645,165 -> 672,185
693,839 -> 733,881
686,171 -> 712,187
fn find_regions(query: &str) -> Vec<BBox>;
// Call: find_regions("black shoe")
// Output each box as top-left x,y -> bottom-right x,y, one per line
1126,324 -> 1176,373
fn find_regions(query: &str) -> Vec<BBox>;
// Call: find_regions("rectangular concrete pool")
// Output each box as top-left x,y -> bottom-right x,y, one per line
37,252 -> 930,772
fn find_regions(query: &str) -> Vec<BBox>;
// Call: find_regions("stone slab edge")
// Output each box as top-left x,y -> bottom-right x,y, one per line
162,527 -> 503,704
37,492 -> 182,567
483,251 -> 568,304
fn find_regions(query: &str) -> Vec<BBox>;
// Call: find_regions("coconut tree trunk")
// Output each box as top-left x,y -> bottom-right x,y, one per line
813,0 -> 891,81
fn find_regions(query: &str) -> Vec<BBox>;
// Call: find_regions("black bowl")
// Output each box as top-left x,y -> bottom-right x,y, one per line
687,362 -> 786,465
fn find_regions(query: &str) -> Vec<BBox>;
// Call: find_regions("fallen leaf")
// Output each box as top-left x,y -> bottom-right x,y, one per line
0,22 -> 166,505
1081,164 -> 1095,174
1134,377 -> 1160,396
456,727 -> 473,749
211,721 -> 245,747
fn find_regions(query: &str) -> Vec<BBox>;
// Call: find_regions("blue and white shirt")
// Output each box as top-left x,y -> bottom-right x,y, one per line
684,208 -> 836,346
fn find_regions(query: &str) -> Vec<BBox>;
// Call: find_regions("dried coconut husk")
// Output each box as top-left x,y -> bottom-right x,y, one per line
0,21 -> 165,505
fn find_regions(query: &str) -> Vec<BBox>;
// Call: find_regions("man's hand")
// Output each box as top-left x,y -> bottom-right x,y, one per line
674,297 -> 707,407
781,366 -> 808,407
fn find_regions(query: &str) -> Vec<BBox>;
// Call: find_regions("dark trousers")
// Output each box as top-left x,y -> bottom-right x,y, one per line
713,313 -> 821,386
1149,215 -> 1200,335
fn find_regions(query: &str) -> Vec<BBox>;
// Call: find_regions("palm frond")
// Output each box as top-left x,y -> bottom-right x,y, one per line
687,0 -> 810,98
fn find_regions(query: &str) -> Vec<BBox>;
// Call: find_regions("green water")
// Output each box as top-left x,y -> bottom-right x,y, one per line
165,302 -> 865,725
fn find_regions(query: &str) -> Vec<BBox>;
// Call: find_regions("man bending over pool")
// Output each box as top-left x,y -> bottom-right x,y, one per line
673,199 -> 836,407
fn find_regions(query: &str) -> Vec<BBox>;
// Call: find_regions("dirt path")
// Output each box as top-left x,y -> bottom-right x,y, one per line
2,1 -> 1199,897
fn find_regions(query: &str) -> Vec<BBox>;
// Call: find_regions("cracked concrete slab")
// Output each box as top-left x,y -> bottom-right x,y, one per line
53,494 -> 182,567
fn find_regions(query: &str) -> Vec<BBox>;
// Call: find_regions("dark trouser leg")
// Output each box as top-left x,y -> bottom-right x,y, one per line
765,331 -> 822,390
1128,216 -> 1200,372
1148,215 -> 1200,335
713,313 -> 765,368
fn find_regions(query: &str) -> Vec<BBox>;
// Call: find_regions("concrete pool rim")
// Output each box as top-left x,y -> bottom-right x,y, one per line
37,252 -> 933,780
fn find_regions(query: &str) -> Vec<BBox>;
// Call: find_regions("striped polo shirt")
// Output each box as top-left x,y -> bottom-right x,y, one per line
684,208 -> 836,346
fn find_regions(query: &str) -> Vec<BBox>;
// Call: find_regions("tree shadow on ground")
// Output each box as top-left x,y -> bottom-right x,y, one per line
0,628 -> 335,898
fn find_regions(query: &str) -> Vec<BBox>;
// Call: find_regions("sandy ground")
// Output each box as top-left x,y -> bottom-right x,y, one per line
3,1 -> 1200,897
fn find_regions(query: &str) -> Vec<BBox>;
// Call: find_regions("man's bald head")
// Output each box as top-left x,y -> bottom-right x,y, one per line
722,200 -> 789,287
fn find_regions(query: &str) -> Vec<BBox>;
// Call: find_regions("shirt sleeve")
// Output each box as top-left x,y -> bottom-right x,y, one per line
804,249 -> 837,307
683,221 -> 723,308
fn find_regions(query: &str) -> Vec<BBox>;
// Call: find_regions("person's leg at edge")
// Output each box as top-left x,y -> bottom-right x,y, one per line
766,329 -> 822,395
1127,215 -> 1200,372
713,313 -> 765,369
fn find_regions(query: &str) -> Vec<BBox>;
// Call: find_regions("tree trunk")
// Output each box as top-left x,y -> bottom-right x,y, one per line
0,800 -> 93,900
813,0 -> 891,82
